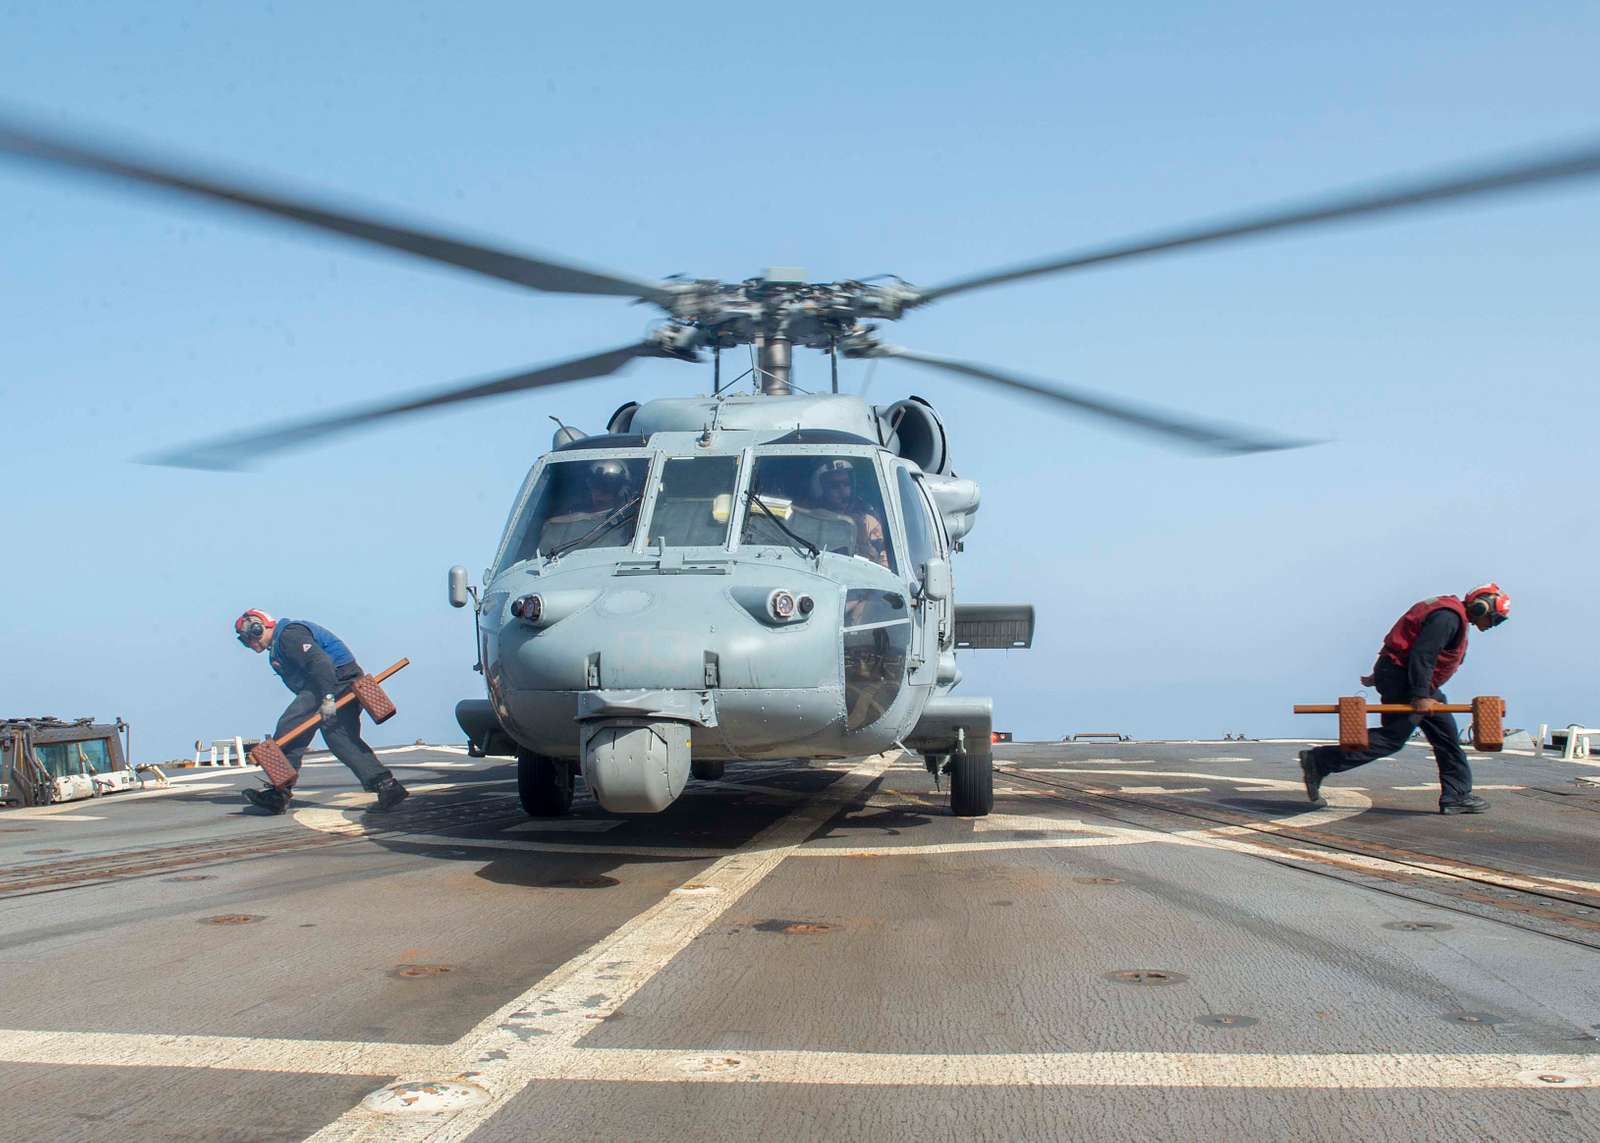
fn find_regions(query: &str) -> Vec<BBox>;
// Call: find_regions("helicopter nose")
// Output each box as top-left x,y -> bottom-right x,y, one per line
496,578 -> 841,694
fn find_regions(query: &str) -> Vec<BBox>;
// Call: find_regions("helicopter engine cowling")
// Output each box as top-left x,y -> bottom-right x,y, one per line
922,473 -> 981,545
875,396 -> 951,476
607,401 -> 641,434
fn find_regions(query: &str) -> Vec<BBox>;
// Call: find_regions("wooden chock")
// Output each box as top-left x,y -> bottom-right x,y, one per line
1471,696 -> 1505,751
1336,696 -> 1369,751
1295,693 -> 1506,754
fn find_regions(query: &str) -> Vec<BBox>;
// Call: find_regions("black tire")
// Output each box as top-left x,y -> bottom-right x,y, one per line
691,758 -> 726,781
518,751 -> 575,816
949,750 -> 994,817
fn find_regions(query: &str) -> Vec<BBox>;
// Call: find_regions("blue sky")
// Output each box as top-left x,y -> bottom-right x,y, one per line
2,2 -> 1597,758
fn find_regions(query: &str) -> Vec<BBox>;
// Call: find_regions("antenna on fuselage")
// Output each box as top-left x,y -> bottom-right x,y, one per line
548,415 -> 585,449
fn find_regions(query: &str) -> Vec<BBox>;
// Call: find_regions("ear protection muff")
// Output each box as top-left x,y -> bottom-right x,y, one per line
235,609 -> 273,646
1464,584 -> 1511,627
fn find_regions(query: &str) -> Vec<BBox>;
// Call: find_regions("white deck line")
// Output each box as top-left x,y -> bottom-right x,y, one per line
0,1029 -> 440,1076
1,782 -> 236,816
545,1047 -> 1597,1089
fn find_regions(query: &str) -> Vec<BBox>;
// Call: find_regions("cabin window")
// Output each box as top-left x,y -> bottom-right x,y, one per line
842,589 -> 910,730
644,456 -> 739,547
740,454 -> 896,571
497,457 -> 649,569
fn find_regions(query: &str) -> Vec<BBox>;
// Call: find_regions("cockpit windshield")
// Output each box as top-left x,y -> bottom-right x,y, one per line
496,457 -> 649,569
646,456 -> 740,548
740,453 -> 896,571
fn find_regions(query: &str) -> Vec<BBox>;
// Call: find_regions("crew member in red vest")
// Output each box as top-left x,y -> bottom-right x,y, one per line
1298,584 -> 1511,814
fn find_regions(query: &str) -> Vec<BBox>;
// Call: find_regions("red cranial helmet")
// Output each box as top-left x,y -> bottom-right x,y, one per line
235,609 -> 275,647
1464,584 -> 1510,627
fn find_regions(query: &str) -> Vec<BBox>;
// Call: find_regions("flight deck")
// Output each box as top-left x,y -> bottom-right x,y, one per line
1,739 -> 1596,1141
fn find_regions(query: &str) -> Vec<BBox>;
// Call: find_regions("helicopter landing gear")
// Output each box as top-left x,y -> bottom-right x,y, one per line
947,750 -> 993,817
690,758 -> 725,781
517,750 -> 575,816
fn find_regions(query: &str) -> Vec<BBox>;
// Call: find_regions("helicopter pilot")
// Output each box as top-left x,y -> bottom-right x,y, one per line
812,458 -> 890,568
537,460 -> 639,554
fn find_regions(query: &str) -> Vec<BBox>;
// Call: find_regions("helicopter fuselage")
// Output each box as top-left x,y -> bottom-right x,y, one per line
455,393 -> 1006,814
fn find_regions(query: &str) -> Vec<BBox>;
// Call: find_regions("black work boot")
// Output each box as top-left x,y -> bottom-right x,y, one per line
1440,794 -> 1489,815
372,776 -> 410,812
242,785 -> 290,815
1297,749 -> 1325,804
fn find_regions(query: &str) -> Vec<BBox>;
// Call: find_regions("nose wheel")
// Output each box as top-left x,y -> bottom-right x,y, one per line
517,750 -> 575,816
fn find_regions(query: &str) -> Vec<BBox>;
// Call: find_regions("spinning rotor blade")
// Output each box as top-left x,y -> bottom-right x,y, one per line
875,346 -> 1310,456
148,342 -> 657,470
917,137 -> 1600,305
0,117 -> 677,304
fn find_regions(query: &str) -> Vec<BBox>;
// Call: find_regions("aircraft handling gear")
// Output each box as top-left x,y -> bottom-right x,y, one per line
517,750 -> 575,816
946,750 -> 994,817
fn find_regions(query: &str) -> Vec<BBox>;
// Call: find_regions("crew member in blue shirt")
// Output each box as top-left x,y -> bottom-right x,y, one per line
234,609 -> 408,814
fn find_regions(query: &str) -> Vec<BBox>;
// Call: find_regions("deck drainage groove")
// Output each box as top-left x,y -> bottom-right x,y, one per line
1382,921 -> 1454,932
754,919 -> 834,935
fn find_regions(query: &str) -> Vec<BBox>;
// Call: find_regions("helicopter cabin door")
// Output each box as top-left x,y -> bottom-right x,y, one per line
893,465 -> 945,688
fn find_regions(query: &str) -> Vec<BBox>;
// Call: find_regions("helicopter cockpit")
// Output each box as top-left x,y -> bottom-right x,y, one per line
740,454 -> 895,569
491,444 -> 906,573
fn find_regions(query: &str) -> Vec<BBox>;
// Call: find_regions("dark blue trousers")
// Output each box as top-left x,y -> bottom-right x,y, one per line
1304,661 -> 1474,804
273,665 -> 391,791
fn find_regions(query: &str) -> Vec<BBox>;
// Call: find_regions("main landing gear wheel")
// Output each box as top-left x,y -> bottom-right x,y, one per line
691,758 -> 726,781
949,750 -> 994,817
517,750 -> 575,816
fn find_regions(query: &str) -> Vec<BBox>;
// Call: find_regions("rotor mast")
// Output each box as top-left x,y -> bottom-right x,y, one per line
756,335 -> 793,395
754,268 -> 805,395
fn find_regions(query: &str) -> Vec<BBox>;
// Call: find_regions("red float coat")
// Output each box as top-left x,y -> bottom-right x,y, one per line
1379,595 -> 1469,689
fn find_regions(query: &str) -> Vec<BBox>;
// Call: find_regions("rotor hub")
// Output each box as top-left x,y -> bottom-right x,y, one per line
659,277 -> 923,356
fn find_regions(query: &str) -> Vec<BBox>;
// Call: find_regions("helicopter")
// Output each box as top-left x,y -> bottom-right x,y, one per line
3,118 -> 1599,817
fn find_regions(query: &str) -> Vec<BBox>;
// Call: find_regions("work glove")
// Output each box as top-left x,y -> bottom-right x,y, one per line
319,695 -> 338,723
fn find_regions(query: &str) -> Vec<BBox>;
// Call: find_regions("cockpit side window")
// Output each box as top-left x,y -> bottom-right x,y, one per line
644,456 -> 739,547
895,466 -> 939,583
740,454 -> 897,572
495,457 -> 649,571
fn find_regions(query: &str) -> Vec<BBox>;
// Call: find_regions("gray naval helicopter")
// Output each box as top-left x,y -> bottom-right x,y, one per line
5,118 -> 1599,817
446,363 -> 1012,817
